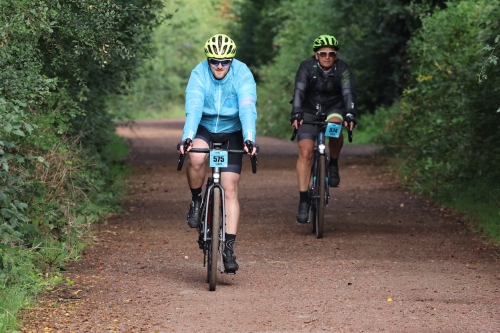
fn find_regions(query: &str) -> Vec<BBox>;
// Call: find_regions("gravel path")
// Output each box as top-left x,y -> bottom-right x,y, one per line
21,119 -> 500,333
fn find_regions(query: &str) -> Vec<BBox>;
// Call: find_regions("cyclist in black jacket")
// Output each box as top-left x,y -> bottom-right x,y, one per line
290,34 -> 357,223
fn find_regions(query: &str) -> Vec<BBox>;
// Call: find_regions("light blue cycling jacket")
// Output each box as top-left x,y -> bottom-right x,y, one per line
182,59 -> 257,142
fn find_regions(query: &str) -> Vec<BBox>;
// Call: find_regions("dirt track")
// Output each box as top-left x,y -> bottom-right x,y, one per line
22,119 -> 499,332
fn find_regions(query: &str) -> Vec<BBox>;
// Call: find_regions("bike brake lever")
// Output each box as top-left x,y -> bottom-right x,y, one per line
251,155 -> 258,174
177,138 -> 192,171
177,153 -> 185,171
346,119 -> 354,143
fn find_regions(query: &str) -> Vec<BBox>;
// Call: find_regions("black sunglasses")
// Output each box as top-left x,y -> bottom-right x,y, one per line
316,51 -> 337,57
208,58 -> 232,67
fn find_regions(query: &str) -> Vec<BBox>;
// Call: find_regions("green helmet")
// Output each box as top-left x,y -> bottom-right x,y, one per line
204,34 -> 237,59
313,35 -> 340,51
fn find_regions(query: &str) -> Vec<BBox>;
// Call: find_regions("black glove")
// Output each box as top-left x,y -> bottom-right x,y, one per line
345,113 -> 357,127
244,140 -> 260,154
176,138 -> 192,152
290,112 -> 303,125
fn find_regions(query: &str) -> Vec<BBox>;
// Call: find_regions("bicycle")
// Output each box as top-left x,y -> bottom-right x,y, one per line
291,115 -> 353,238
177,139 -> 257,291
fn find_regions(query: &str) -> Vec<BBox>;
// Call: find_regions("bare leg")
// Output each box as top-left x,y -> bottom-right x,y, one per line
221,171 -> 240,235
186,138 -> 209,189
328,116 -> 344,158
297,139 -> 315,191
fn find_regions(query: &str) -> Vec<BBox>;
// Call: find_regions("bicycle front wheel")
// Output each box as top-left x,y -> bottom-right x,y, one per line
316,155 -> 326,239
208,187 -> 221,291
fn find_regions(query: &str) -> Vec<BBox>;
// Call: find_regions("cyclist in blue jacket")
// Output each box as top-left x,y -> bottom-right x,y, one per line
177,34 -> 258,272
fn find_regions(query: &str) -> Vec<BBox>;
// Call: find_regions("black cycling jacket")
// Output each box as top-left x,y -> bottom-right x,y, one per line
291,57 -> 357,117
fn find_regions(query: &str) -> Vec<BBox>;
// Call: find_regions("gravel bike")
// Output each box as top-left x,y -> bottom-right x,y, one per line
291,116 -> 353,238
177,139 -> 257,291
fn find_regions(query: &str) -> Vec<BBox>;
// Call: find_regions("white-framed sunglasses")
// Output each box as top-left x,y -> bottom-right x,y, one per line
316,51 -> 337,57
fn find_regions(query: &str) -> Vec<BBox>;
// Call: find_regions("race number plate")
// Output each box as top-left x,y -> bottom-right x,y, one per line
326,122 -> 342,138
210,150 -> 228,168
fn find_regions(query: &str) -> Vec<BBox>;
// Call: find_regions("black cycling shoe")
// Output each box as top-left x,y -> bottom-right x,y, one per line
223,248 -> 239,272
296,201 -> 310,224
187,200 -> 202,228
328,160 -> 340,187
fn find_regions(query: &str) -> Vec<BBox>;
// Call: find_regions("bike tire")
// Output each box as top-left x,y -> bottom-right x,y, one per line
208,187 -> 221,291
311,205 -> 317,234
309,164 -> 317,234
316,155 -> 326,239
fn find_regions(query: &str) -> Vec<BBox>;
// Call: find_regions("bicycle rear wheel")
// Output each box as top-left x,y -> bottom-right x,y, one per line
208,187 -> 221,291
316,155 -> 326,239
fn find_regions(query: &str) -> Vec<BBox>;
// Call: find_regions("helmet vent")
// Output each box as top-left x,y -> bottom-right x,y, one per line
204,34 -> 237,58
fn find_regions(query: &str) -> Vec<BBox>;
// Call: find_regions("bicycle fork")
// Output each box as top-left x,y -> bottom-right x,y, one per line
201,168 -> 226,272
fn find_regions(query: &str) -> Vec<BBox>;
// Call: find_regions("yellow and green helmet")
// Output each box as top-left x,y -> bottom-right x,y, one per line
204,34 -> 237,59
313,34 -> 339,51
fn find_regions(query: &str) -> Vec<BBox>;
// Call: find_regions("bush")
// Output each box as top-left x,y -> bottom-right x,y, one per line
0,0 -> 162,329
384,0 -> 500,242
388,0 -> 500,193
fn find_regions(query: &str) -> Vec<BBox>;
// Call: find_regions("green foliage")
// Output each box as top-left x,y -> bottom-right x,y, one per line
478,35 -> 500,85
1,0 -> 161,241
0,286 -> 27,332
477,19 -> 500,113
0,247 -> 44,332
108,0 -> 232,119
0,0 -> 160,329
354,104 -> 400,145
384,0 -> 500,242
129,103 -> 185,120
436,178 -> 500,244
336,0 -> 447,113
228,0 -> 281,75
390,0 -> 500,192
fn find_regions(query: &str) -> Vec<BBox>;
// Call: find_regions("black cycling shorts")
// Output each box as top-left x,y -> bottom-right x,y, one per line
297,110 -> 343,142
195,125 -> 244,174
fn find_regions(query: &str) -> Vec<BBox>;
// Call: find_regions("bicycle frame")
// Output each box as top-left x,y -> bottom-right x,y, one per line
200,143 -> 226,273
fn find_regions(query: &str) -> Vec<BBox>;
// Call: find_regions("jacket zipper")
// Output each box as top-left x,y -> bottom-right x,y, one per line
215,82 -> 221,132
